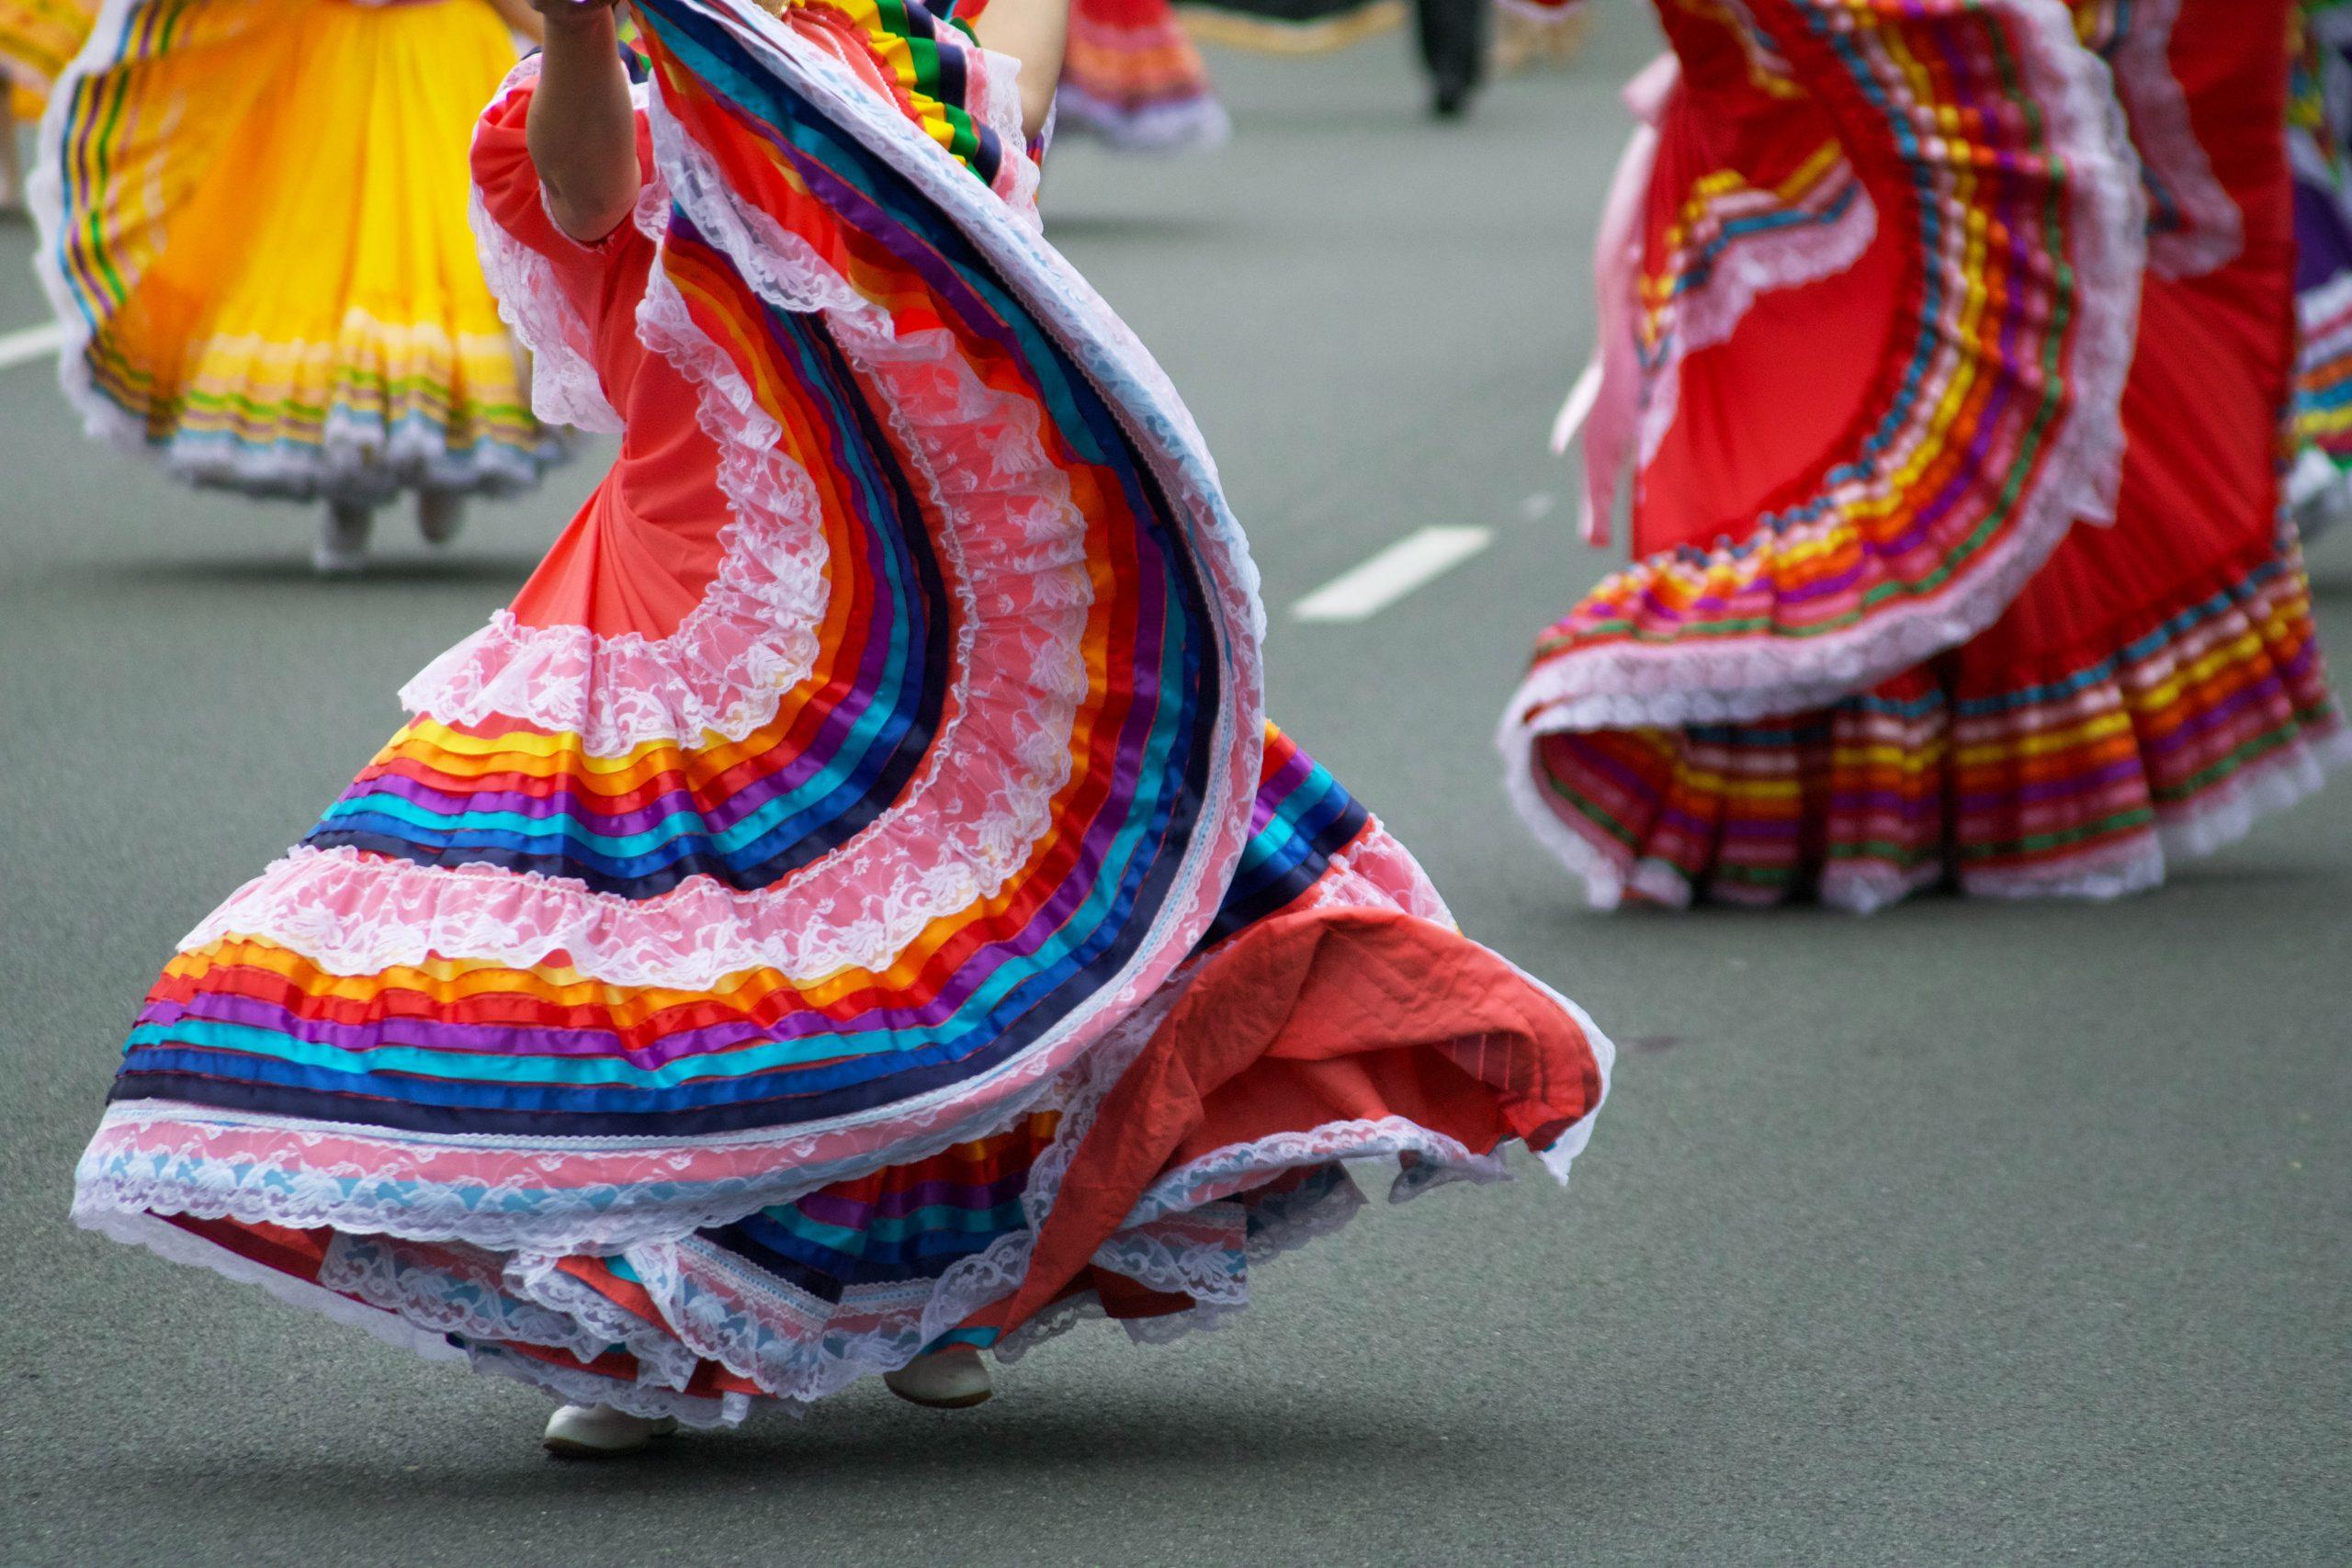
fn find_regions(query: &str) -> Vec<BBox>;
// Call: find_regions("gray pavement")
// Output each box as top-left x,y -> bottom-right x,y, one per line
3,15 -> 2349,1565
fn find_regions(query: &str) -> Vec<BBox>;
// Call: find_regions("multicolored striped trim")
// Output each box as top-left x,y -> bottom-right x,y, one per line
1631,131 -> 1875,466
1498,0 -> 2352,910
2291,1 -> 2352,477
2296,273 -> 2352,465
1057,0 -> 1229,153
83,0 -> 1269,1240
72,0 -> 1610,1423
797,0 -> 1011,186
1203,724 -> 1373,944
1509,0 -> 2143,739
1523,536 -> 2346,911
2076,0 -> 2244,279
104,0 -> 1254,1151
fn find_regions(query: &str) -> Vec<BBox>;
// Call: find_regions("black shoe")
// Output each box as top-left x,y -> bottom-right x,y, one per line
1430,73 -> 1476,118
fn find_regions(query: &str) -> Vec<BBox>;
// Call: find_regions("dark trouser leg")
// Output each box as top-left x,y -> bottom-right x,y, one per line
1414,0 -> 1487,118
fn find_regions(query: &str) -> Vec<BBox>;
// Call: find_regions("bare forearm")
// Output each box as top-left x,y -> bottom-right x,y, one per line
527,4 -> 640,243
970,0 -> 1071,141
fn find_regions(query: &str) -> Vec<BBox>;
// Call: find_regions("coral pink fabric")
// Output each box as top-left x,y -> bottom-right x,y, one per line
978,906 -> 1605,1335
474,90 -> 731,640
467,64 -> 1608,1349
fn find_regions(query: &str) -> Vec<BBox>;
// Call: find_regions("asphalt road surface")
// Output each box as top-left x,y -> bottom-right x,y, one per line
3,15 -> 2348,1565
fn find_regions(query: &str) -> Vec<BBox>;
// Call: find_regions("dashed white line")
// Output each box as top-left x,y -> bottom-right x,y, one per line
1292,525 -> 1495,624
1550,361 -> 1602,454
0,321 -> 65,372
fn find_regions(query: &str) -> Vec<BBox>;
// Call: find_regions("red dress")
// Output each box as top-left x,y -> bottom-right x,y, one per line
1057,0 -> 1229,151
1505,0 -> 2346,910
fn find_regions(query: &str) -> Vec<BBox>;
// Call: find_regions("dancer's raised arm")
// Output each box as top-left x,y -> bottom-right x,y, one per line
526,0 -> 642,243
969,0 -> 1071,141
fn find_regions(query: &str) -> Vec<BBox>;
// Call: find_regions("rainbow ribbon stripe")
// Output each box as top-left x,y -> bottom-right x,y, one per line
1533,0 -> 2109,669
1056,0 -> 1229,152
1507,0 -> 2344,908
74,0 -> 1602,1419
109,0 -> 1256,1143
1532,545 -> 2341,906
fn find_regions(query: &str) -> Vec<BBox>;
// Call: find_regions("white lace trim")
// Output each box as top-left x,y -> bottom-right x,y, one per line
1498,0 -> 2145,745
467,1342 -> 757,1430
1304,818 -> 1457,927
242,3 -> 1265,1003
699,0 -> 1234,530
1053,84 -> 1232,154
399,304 -> 834,759
204,96 -> 1148,992
64,0 -> 1605,1424
961,30 -> 1046,226
2088,0 -> 2244,279
74,1207 -> 468,1368
89,0 -> 1283,1268
996,1079 -> 1609,1369
1502,649 -> 2350,917
316,1232 -> 617,1371
464,56 -> 664,435
559,987 -> 1184,1408
86,1100 -> 1607,1424
1634,163 -> 1879,470
2288,443 -> 2352,543
1126,1120 -> 1501,1233
1963,724 -> 2352,901
78,855 -> 1611,1417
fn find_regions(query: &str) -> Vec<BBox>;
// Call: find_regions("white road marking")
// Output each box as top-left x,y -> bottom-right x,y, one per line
1549,361 -> 1602,454
0,321 -> 66,372
1293,525 -> 1495,624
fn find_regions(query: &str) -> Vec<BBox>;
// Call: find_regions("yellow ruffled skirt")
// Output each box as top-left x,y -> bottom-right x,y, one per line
33,0 -> 560,500
0,0 -> 94,99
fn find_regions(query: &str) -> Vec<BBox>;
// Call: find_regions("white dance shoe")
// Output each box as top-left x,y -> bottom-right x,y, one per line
541,1404 -> 680,1459
882,1347 -> 994,1410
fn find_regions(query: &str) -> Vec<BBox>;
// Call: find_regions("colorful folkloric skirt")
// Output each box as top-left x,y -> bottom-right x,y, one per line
30,0 -> 561,502
0,0 -> 93,105
1058,0 -> 1230,152
1502,0 -> 2346,912
2290,0 -> 2352,535
73,0 -> 1610,1425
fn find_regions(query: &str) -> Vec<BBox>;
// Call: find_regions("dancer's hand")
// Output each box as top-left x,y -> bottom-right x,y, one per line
525,0 -> 642,243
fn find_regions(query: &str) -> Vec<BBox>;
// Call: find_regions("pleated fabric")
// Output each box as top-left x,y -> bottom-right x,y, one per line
74,0 -> 1610,1424
0,0 -> 93,96
1503,0 -> 2346,911
1057,0 -> 1229,152
2290,0 -> 2352,536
